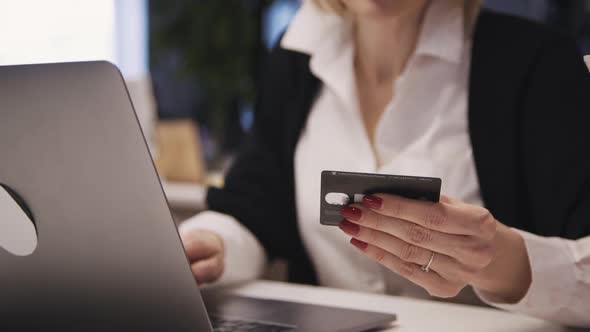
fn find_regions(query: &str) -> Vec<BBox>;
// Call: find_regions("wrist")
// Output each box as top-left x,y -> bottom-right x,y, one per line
472,224 -> 532,304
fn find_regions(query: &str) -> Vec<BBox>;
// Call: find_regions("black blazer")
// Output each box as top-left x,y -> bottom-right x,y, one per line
207,10 -> 590,285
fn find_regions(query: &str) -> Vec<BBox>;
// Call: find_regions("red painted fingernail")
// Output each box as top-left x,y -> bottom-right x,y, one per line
341,206 -> 362,222
363,195 -> 383,210
350,238 -> 368,251
338,220 -> 360,235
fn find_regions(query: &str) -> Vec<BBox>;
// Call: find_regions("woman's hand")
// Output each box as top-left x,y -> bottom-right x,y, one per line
179,229 -> 225,284
339,194 -> 531,302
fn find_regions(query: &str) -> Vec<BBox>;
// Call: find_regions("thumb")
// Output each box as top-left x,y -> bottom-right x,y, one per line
584,55 -> 590,72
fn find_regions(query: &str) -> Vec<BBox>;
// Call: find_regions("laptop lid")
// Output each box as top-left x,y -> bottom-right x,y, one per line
0,61 -> 213,331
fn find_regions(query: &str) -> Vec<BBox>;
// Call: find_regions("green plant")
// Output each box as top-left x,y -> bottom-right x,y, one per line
150,0 -> 271,145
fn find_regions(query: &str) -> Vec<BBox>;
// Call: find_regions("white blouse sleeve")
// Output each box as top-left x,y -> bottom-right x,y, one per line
477,230 -> 590,327
178,211 -> 267,285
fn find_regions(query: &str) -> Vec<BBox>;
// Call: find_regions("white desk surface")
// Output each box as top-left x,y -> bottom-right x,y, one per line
162,181 -> 207,211
223,280 -> 568,332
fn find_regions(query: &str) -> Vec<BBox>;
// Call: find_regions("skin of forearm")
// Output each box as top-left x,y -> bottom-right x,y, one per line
471,223 -> 532,303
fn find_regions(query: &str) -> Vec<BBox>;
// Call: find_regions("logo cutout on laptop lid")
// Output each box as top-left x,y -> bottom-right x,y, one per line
0,184 -> 38,256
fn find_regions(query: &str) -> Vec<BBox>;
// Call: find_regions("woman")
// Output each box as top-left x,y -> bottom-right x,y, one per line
179,0 -> 590,327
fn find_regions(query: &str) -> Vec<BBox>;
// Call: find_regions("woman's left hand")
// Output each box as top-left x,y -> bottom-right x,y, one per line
339,194 -> 498,298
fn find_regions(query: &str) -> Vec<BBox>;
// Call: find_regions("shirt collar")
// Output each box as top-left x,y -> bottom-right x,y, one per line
281,0 -> 465,64
415,1 -> 465,63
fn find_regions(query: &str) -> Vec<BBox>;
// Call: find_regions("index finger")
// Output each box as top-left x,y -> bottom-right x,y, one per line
363,194 -> 484,236
180,231 -> 221,262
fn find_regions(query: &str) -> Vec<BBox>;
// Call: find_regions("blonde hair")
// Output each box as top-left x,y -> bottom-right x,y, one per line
313,0 -> 482,34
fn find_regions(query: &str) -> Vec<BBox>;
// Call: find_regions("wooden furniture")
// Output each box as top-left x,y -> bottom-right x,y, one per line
155,120 -> 206,184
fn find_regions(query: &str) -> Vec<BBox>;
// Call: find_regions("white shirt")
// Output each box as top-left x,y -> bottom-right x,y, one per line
180,1 -> 590,327
287,0 -> 481,298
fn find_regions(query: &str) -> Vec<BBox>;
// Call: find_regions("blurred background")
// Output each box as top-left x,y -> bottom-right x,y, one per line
1,0 -> 589,219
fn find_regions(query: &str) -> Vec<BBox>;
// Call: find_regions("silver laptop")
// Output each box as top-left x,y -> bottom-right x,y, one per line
0,61 -> 396,331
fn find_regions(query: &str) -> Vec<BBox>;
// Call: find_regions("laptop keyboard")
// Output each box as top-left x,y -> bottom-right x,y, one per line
210,315 -> 295,332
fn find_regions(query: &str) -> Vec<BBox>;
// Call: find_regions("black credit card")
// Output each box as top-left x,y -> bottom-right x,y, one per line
320,170 -> 442,226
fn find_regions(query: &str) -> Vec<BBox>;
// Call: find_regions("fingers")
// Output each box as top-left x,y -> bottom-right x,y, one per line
362,194 -> 496,237
180,229 -> 223,262
341,195 -> 498,299
342,206 -> 470,260
340,220 -> 470,281
351,239 -> 465,298
191,255 -> 224,284
340,220 -> 432,265
180,229 -> 226,284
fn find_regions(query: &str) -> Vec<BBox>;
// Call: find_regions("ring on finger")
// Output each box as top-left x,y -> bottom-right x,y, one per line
421,252 -> 435,272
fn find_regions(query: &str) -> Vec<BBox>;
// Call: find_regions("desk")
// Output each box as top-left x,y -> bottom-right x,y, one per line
162,181 -> 207,210
221,281 -> 570,332
162,181 -> 207,223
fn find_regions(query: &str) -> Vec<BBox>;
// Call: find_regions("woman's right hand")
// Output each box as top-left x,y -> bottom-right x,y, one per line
179,229 -> 225,284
